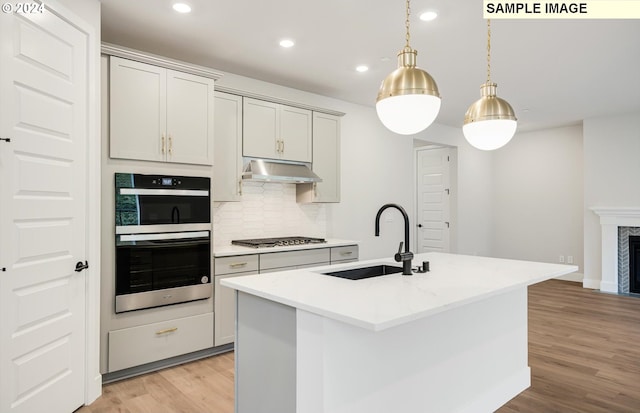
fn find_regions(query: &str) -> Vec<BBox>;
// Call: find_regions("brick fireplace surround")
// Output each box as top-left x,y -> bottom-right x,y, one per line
591,207 -> 640,293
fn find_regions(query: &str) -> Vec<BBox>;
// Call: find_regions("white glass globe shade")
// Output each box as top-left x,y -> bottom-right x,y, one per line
462,119 -> 517,150
376,94 -> 441,135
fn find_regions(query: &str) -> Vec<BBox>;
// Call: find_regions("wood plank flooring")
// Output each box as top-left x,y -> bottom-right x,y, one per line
78,280 -> 640,413
498,280 -> 640,413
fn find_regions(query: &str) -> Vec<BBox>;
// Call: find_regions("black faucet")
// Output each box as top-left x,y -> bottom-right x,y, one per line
375,203 -> 414,275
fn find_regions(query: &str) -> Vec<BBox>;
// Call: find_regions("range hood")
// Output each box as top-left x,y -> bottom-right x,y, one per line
242,159 -> 322,184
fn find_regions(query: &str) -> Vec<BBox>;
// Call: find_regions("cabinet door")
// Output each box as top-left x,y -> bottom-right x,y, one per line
214,271 -> 257,346
110,57 -> 166,162
213,92 -> 243,201
297,112 -> 341,203
280,106 -> 312,162
243,97 -> 278,159
312,112 -> 340,202
166,70 -> 215,165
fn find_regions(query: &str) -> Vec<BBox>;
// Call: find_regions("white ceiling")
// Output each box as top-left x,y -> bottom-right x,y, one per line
101,0 -> 640,132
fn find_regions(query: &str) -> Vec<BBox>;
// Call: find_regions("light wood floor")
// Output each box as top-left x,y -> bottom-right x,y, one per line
78,280 -> 640,413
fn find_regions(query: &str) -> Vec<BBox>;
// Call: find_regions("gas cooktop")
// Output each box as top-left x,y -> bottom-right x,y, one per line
231,236 -> 326,248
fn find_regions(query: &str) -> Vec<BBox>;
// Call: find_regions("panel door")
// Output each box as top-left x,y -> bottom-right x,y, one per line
242,97 -> 278,159
166,70 -> 215,165
109,56 -> 166,162
213,92 -> 243,201
280,106 -> 312,162
311,112 -> 340,202
416,147 -> 451,253
0,8 -> 88,413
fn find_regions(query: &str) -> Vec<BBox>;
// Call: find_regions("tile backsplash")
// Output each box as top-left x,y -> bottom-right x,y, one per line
213,181 -> 327,249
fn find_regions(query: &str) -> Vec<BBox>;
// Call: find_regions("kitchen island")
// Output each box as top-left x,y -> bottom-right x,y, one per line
222,252 -> 577,413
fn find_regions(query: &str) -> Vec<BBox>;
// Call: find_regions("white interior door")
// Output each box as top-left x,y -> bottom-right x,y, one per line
416,147 -> 451,253
0,7 -> 88,413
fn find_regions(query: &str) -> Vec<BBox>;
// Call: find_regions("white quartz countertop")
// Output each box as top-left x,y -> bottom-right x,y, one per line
213,238 -> 359,257
221,252 -> 578,331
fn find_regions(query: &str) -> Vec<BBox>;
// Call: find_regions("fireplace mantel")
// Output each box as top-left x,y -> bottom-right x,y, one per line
591,207 -> 640,292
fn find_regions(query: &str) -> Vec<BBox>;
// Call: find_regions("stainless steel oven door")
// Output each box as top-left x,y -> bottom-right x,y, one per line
115,173 -> 210,231
115,230 -> 211,313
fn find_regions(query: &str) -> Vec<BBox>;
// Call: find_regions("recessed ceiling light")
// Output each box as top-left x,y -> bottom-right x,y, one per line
172,3 -> 191,13
356,65 -> 369,73
419,11 -> 438,21
279,39 -> 295,48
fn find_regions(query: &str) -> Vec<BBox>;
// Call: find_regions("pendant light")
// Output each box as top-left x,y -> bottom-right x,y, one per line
463,19 -> 517,150
376,0 -> 441,135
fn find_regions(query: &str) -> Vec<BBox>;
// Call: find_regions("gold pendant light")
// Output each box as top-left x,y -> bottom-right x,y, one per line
376,0 -> 441,135
463,19 -> 517,150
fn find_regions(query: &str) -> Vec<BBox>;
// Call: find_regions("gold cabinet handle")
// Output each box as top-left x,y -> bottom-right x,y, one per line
229,262 -> 248,268
168,135 -> 173,156
238,180 -> 243,196
275,139 -> 280,153
340,251 -> 353,256
313,182 -> 318,197
161,134 -> 166,154
281,139 -> 285,153
156,327 -> 178,335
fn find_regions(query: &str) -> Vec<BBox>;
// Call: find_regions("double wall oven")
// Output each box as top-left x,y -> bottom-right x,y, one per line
115,173 -> 211,313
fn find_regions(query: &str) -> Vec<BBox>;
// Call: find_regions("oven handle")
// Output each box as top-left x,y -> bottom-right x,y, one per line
119,188 -> 209,196
119,231 -> 210,242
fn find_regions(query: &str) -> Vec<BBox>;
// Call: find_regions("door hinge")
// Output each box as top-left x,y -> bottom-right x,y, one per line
0,137 -> 11,143
1,267 -> 6,272
445,188 -> 450,195
445,221 -> 450,228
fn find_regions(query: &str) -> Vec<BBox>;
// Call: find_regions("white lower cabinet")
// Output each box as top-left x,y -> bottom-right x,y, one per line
214,255 -> 259,346
214,271 -> 257,346
213,245 -> 358,345
108,312 -> 214,372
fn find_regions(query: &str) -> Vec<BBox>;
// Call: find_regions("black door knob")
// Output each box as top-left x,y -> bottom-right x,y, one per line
75,261 -> 89,272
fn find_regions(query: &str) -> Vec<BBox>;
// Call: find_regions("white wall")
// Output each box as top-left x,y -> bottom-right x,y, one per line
491,125 -> 584,278
583,112 -> 640,288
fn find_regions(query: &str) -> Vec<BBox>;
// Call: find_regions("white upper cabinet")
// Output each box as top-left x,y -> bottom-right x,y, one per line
298,112 -> 341,203
110,58 -> 165,162
213,92 -> 243,201
243,97 -> 312,162
109,56 -> 215,165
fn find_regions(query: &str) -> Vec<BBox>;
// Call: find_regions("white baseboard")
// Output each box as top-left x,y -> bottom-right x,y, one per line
582,277 -> 601,290
554,272 -> 583,283
455,367 -> 531,413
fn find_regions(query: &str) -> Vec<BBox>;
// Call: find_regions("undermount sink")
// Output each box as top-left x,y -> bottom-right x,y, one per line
321,264 -> 403,280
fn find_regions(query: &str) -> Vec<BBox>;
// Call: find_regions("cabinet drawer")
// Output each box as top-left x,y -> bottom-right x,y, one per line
215,254 -> 259,275
260,248 -> 330,271
331,245 -> 359,263
108,312 -> 214,372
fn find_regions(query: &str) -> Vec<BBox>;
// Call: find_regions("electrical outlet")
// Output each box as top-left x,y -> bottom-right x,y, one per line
567,255 -> 574,264
559,255 -> 565,263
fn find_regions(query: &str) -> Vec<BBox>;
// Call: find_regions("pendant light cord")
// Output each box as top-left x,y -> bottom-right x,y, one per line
486,19 -> 491,83
405,0 -> 411,48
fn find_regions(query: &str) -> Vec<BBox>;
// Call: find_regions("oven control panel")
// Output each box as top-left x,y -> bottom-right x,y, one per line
152,177 -> 182,187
